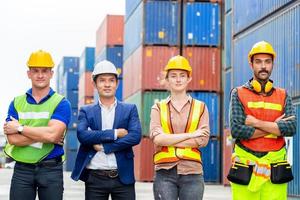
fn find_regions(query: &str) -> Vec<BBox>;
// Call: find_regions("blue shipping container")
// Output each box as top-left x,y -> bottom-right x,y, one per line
233,0 -> 294,34
233,3 -> 300,98
56,57 -> 79,94
96,46 -> 123,77
65,129 -> 78,150
79,47 -> 95,76
125,0 -> 142,21
184,2 -> 220,46
63,70 -> 79,91
288,102 -> 300,196
201,138 -> 221,183
124,1 -> 179,60
65,149 -> 77,172
68,108 -> 78,129
190,92 -> 220,136
65,89 -> 78,108
224,68 -> 232,128
225,12 -> 232,68
225,0 -> 232,13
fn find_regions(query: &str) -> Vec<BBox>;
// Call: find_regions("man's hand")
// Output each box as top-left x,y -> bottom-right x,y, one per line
3,116 -> 20,135
93,144 -> 103,151
116,128 -> 128,138
245,115 -> 260,127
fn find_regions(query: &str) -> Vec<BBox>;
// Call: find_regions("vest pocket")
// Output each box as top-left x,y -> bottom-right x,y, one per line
270,161 -> 293,184
227,162 -> 253,185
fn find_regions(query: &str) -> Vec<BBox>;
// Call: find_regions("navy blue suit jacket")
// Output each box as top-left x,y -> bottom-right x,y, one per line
71,101 -> 142,185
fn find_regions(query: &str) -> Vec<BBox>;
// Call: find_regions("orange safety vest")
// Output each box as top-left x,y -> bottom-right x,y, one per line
237,87 -> 286,152
154,99 -> 205,164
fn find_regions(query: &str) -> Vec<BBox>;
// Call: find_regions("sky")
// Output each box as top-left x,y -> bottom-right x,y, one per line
0,0 -> 125,129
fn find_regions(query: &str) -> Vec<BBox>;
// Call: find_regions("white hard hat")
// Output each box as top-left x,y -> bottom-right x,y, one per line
92,60 -> 119,79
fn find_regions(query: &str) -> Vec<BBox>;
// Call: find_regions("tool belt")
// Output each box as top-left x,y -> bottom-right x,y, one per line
227,162 -> 253,185
270,161 -> 293,184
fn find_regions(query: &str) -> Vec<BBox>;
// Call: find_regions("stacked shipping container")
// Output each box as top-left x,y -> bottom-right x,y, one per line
124,0 -> 222,183
56,57 -> 80,171
95,15 -> 124,101
226,0 -> 300,196
79,47 -> 95,108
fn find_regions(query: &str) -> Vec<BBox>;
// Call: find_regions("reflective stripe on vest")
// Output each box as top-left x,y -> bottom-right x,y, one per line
237,87 -> 286,152
4,92 -> 64,163
154,99 -> 204,164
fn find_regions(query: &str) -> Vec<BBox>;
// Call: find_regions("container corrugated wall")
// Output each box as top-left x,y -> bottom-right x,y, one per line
225,0 -> 232,13
183,2 -> 220,46
78,72 -> 93,101
201,138 -> 220,182
124,1 -> 179,60
224,68 -> 232,128
133,137 -> 155,181
124,91 -> 169,136
125,0 -> 142,21
183,47 -> 221,92
79,47 -> 95,76
123,46 -> 179,99
96,15 -> 124,56
233,3 -> 300,98
225,12 -> 232,69
96,46 -> 123,77
190,92 -> 220,137
233,0 -> 294,34
288,101 -> 300,196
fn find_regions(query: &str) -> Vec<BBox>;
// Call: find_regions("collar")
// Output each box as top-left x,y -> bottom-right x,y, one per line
98,98 -> 117,110
165,94 -> 193,104
26,87 -> 55,104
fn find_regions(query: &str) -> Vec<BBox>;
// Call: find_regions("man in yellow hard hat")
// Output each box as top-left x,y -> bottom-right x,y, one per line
228,41 -> 296,199
3,50 -> 71,200
150,55 -> 210,200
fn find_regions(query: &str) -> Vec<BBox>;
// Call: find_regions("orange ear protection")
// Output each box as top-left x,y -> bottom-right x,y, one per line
251,79 -> 273,93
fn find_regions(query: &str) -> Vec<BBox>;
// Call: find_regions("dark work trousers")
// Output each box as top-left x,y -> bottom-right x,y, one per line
85,170 -> 135,200
10,160 -> 63,200
153,166 -> 205,200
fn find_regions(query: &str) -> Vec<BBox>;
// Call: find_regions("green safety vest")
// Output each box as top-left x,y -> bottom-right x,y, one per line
4,92 -> 64,163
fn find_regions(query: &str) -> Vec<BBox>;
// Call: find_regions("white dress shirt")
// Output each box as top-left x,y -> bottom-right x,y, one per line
86,99 -> 118,170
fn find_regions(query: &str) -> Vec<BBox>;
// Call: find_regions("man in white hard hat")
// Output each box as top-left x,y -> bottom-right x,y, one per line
71,60 -> 142,200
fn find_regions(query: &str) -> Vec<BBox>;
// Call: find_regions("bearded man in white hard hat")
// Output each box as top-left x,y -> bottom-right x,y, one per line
71,60 -> 142,200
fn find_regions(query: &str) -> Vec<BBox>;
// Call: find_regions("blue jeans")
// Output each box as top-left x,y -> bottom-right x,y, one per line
10,160 -> 64,200
153,167 -> 204,200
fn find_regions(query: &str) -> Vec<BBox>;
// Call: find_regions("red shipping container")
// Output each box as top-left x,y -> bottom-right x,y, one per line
133,137 -> 155,182
96,15 -> 124,56
223,128 -> 233,186
183,47 -> 221,92
78,72 -> 94,101
78,96 -> 94,108
123,46 -> 179,99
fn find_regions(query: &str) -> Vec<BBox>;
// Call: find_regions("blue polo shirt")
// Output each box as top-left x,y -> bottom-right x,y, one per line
6,88 -> 71,160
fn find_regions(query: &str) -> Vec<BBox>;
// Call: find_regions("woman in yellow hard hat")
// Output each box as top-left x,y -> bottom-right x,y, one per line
149,55 -> 210,200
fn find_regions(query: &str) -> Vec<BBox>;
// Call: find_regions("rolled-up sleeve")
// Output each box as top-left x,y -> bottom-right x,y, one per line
149,104 -> 164,140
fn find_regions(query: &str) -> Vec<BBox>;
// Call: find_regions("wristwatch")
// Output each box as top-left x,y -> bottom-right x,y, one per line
17,125 -> 24,134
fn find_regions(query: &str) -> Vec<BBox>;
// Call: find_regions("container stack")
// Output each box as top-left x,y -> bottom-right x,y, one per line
222,0 -> 233,186
123,0 -> 222,183
94,15 -> 124,101
56,57 -> 80,171
78,47 -> 95,108
183,0 -> 222,183
228,0 -> 300,196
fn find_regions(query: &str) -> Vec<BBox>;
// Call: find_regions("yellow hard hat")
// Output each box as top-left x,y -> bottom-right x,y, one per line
27,50 -> 55,68
164,55 -> 192,76
248,41 -> 276,62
